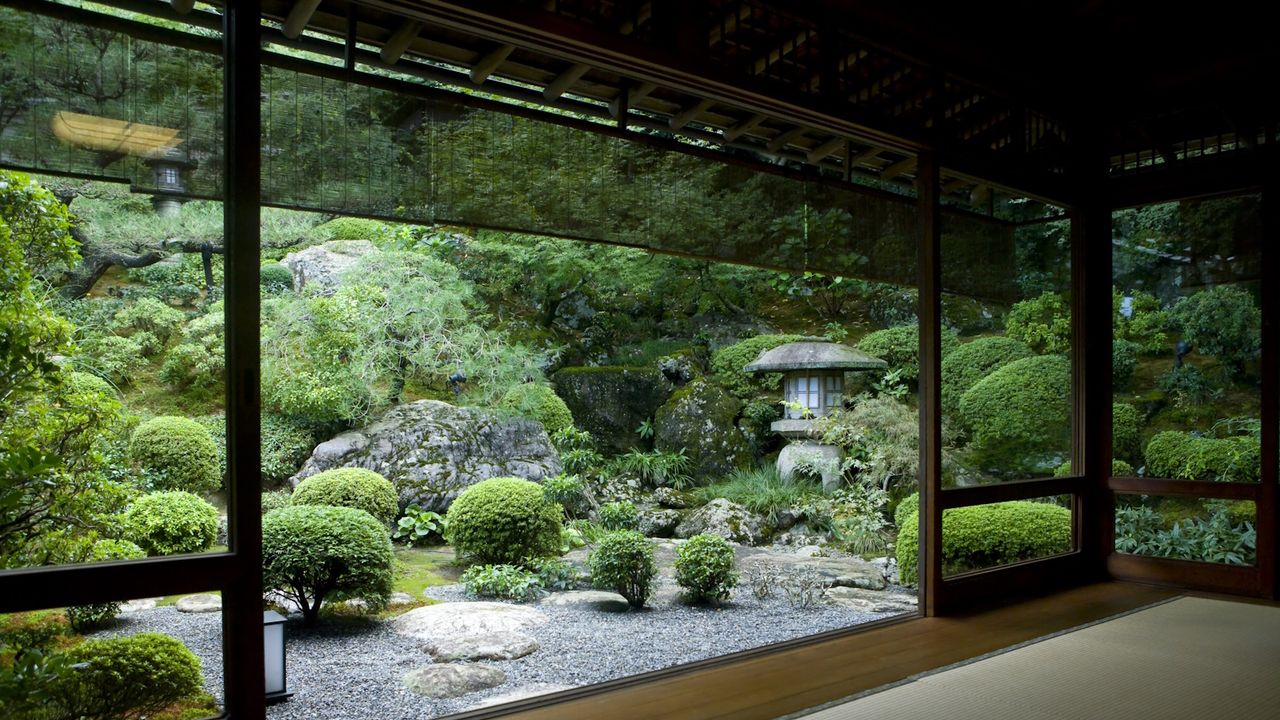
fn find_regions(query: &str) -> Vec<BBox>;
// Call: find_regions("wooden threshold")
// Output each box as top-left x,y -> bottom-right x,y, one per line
465,582 -> 1174,720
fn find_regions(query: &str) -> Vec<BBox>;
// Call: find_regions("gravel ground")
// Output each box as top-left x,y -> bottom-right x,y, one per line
101,587 -> 904,720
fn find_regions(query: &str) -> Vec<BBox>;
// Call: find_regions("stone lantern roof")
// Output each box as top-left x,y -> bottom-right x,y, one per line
744,339 -> 887,373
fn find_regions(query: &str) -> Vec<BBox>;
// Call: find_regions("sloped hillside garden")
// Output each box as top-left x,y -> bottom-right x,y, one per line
0,174 -> 1262,718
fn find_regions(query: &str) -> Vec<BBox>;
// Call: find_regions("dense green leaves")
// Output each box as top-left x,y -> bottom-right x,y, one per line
1171,285 -> 1260,371
958,354 -> 1071,475
53,633 -> 204,720
940,336 -> 1033,414
122,491 -> 219,556
589,530 -> 656,608
1143,431 -> 1259,483
857,325 -> 958,384
291,468 -> 399,525
709,334 -> 802,399
128,416 -> 221,493
674,533 -> 738,603
444,477 -> 563,565
498,383 -> 575,436
896,500 -> 1072,584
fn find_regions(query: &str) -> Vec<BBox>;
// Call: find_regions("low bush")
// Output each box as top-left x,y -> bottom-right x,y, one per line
957,354 -> 1070,474
498,383 -> 575,436
857,325 -> 959,383
894,491 -> 919,531
1115,502 -> 1255,566
122,492 -> 219,556
65,539 -> 147,632
610,449 -> 693,489
110,297 -> 185,342
709,334 -> 802,398
599,500 -> 640,531
674,533 -> 738,603
1156,364 -> 1222,407
542,473 -> 588,518
129,416 -> 221,493
51,633 -> 203,720
291,468 -> 399,525
1143,431 -> 1260,483
259,263 -> 294,294
1053,459 -> 1134,477
445,477 -> 563,565
460,564 -> 542,602
589,530 -> 656,608
526,557 -> 580,591
896,501 -> 1072,584
160,342 -> 225,392
260,414 -> 316,486
1171,285 -> 1260,371
0,610 -> 70,654
76,334 -> 146,387
314,216 -> 387,241
1113,289 -> 1171,354
1004,291 -> 1071,354
1112,339 -> 1139,387
1112,402 -> 1142,465
262,505 -> 395,626
940,336 -> 1034,413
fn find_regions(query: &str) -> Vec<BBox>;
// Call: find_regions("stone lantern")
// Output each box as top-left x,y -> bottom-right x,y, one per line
144,148 -> 197,217
744,339 -> 887,492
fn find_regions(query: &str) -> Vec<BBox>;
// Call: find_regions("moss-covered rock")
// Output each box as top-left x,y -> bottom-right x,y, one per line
552,366 -> 672,455
653,380 -> 750,482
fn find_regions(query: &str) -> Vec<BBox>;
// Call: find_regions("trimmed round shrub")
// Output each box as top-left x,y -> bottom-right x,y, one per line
262,505 -> 395,626
1171,284 -> 1261,370
129,416 -> 221,493
291,468 -> 399,525
958,354 -> 1070,472
67,370 -> 117,398
1112,402 -> 1142,464
66,539 -> 147,632
710,333 -> 802,398
1112,339 -> 1139,387
260,263 -> 294,293
896,501 -> 1072,585
589,530 -> 656,608
315,216 -> 387,241
674,533 -> 738,603
858,325 -> 960,383
122,491 -> 219,556
894,491 -> 919,531
940,336 -> 1034,413
498,383 -> 575,436
445,477 -> 563,565
53,633 -> 203,720
599,500 -> 640,531
1143,431 -> 1260,483
1004,291 -> 1071,354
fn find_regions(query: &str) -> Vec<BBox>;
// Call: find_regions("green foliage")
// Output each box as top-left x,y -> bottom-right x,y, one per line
64,539 -> 147,632
160,343 -> 225,393
122,491 -> 219,556
313,217 -> 388,241
940,336 -> 1034,414
129,416 -> 221,493
1143,431 -> 1260,483
525,557 -> 580,591
542,473 -> 588,519
291,468 -> 399,525
694,467 -> 820,524
589,530 -> 656,608
1171,285 -> 1260,370
261,505 -> 395,626
857,325 -> 959,383
259,263 -> 294,294
498,383 -> 575,436
1112,289 -> 1170,354
1004,291 -> 1071,354
0,611 -> 70,654
110,297 -> 185,342
444,477 -> 563,565
610,449 -> 693,489
260,414 -> 315,486
896,501 -> 1072,584
1111,403 -> 1142,464
566,518 -> 610,545
709,334 -> 802,398
260,490 -> 291,515
1115,503 -> 1255,566
393,505 -> 447,546
51,633 -> 203,720
550,427 -> 605,476
958,354 -> 1070,475
894,491 -> 919,531
1156,363 -> 1222,408
460,564 -> 542,602
815,397 -> 936,499
1053,459 -> 1134,477
599,500 -> 640,531
673,533 -> 738,603
75,334 -> 147,387
1112,339 -> 1139,387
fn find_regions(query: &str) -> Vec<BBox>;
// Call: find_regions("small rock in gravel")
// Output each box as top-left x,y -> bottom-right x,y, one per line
175,594 -> 222,613
823,587 -> 917,614
119,598 -> 159,613
424,631 -> 539,661
402,663 -> 506,699
394,602 -> 548,642
538,591 -> 630,613
469,683 -> 575,709
388,592 -> 416,606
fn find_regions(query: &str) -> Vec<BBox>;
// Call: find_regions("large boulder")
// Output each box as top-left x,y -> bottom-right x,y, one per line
393,601 -> 549,642
654,380 -> 750,481
280,240 -> 378,295
293,400 -> 560,512
675,498 -> 764,545
552,367 -> 672,454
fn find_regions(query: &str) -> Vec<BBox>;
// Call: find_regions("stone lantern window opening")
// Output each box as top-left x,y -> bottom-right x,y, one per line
783,370 -> 844,419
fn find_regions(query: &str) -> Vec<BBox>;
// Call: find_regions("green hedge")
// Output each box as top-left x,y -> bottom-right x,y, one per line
1144,431 -> 1260,483
709,334 -> 802,398
52,633 -> 204,720
858,325 -> 959,383
896,501 -> 1072,584
445,477 -> 563,565
957,354 -> 1070,471
291,468 -> 399,525
940,336 -> 1034,413
122,491 -> 220,556
129,416 -> 221,493
498,383 -> 575,436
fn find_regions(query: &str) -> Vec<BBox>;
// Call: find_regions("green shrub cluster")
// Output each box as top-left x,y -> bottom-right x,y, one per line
896,500 -> 1072,584
0,610 -> 70,653
940,336 -> 1034,413
76,334 -> 147,386
542,473 -> 588,518
674,533 -> 738,603
709,334 -> 802,398
52,633 -> 204,720
261,414 -> 316,486
65,539 -> 147,632
261,490 -> 291,515
1171,285 -> 1260,370
1156,364 -> 1222,407
1112,339 -> 1139,387
445,477 -> 563,565
129,416 -> 221,493
498,383 -> 575,436
1115,503 -> 1255,566
259,263 -> 294,293
589,530 -> 656,608
1052,459 -> 1134,477
1143,431 -> 1260,483
857,325 -> 959,383
122,491 -> 219,556
393,505 -> 447,545
957,354 -> 1070,472
460,564 -> 543,602
314,216 -> 387,241
1004,291 -> 1071,354
1111,403 -> 1141,464
1112,289 -> 1170,354
110,297 -> 185,342
599,500 -> 640,531
291,467 -> 399,525
610,449 -> 693,489
262,505 -> 395,626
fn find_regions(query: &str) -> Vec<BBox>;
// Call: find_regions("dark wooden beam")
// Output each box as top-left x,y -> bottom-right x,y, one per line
916,148 -> 942,616
1258,180 -> 1277,599
469,42 -> 514,83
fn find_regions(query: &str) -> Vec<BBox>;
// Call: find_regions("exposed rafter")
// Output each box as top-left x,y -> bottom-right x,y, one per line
767,125 -> 807,153
544,62 -> 590,101
380,20 -> 423,65
670,98 -> 714,131
618,2 -> 652,36
708,3 -> 753,46
469,43 -> 514,84
724,113 -> 767,142
751,30 -> 811,76
879,156 -> 917,181
281,0 -> 322,38
806,136 -> 845,164
847,146 -> 882,169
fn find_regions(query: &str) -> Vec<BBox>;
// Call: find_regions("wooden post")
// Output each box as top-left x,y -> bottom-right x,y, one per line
916,149 -> 943,616
1260,179 -> 1278,599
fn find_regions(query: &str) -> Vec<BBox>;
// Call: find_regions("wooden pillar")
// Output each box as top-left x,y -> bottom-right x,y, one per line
222,0 -> 266,716
916,149 -> 943,616
1260,179 -> 1278,599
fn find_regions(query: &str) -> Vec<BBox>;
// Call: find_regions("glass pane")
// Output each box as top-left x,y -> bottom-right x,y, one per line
940,193 -> 1072,484
1115,495 -> 1256,566
1111,195 -> 1262,482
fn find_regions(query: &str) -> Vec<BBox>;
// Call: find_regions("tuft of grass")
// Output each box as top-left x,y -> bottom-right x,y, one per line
694,466 -> 822,520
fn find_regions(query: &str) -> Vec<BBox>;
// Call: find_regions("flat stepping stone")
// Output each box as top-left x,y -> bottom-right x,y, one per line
538,590 -> 630,612
424,631 -> 539,661
119,598 -> 159,613
388,591 -> 416,606
175,593 -> 222,613
470,683 -> 575,709
402,663 -> 506,699
394,601 -> 548,642
822,587 -> 918,614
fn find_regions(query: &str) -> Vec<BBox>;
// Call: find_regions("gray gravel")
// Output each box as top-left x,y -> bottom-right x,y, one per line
100,588 -> 902,720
